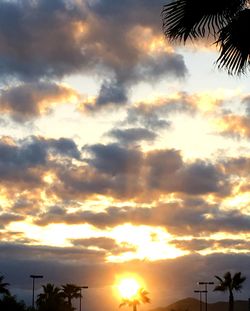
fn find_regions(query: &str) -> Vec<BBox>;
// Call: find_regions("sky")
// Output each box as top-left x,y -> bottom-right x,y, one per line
1,0 -> 250,310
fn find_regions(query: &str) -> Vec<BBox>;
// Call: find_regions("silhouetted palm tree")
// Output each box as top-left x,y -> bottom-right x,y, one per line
214,271 -> 246,311
119,288 -> 150,311
61,284 -> 81,310
0,275 -> 10,296
162,0 -> 250,75
36,283 -> 67,311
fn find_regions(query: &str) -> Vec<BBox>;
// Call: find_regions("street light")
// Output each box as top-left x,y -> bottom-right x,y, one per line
30,274 -> 43,310
198,282 -> 214,311
194,290 -> 207,311
78,286 -> 88,311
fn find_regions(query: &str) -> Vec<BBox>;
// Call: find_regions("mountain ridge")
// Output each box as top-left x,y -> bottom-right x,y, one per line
151,297 -> 249,311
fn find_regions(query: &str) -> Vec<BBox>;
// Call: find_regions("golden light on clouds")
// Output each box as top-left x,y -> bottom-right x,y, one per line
72,21 -> 89,41
107,224 -> 188,262
129,26 -> 174,54
43,172 -> 56,184
6,222 -> 100,246
222,192 -> 250,212
38,85 -> 80,114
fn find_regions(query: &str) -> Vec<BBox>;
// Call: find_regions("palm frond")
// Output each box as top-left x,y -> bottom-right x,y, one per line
214,285 -> 228,292
232,272 -> 246,291
214,275 -> 223,282
216,9 -> 250,75
162,0 -> 247,42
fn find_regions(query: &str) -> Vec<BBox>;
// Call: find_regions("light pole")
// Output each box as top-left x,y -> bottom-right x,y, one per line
194,290 -> 207,311
198,282 -> 214,311
30,274 -> 43,310
79,286 -> 88,311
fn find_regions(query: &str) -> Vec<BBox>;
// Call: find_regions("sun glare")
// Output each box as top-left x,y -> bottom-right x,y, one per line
117,277 -> 141,299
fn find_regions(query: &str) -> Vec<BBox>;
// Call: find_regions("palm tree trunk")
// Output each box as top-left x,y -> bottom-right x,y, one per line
228,290 -> 234,311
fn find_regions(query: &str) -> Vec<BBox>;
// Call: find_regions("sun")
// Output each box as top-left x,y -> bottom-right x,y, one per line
117,277 -> 141,299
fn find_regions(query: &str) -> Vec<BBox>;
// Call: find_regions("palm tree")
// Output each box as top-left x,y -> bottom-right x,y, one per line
162,0 -> 250,75
213,271 -> 246,311
61,284 -> 81,310
36,283 -> 67,311
0,275 -> 10,296
119,288 -> 150,311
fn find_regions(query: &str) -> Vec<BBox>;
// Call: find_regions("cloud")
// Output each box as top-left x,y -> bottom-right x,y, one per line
0,136 -> 80,191
0,82 -> 77,121
85,143 -> 142,176
49,143 -> 231,202
123,92 -> 197,130
146,150 -> 229,196
0,213 -> 25,229
33,197 -> 250,237
70,237 -> 136,254
95,80 -> 128,107
0,0 -> 188,115
214,94 -> 250,139
171,238 -> 250,252
136,52 -> 188,81
218,114 -> 250,139
0,0 -> 88,81
108,127 -> 157,145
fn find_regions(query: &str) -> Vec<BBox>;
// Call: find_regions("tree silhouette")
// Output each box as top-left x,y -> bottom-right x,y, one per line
61,284 -> 81,310
162,0 -> 250,75
214,271 -> 246,311
0,294 -> 29,311
0,275 -> 10,296
36,283 -> 68,311
119,288 -> 150,311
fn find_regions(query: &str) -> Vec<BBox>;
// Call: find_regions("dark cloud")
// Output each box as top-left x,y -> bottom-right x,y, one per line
123,92 -> 197,130
221,157 -> 250,176
174,161 -> 228,195
125,106 -> 171,130
0,213 -> 25,229
147,150 -> 229,196
12,197 -> 40,215
71,237 -> 118,249
70,237 -> 136,254
0,0 -> 88,81
0,82 -> 76,121
170,238 -> 250,252
136,52 -> 188,81
96,80 -> 128,107
0,0 -> 188,115
50,144 -> 231,201
0,136 -> 80,189
108,127 -> 157,145
85,143 -> 142,176
33,198 -> 250,236
1,136 -> 80,166
48,137 -> 81,159
0,242 -> 106,265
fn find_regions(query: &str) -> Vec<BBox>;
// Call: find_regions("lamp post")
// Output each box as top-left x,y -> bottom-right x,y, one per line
198,282 -> 214,311
194,290 -> 207,311
79,286 -> 88,311
30,274 -> 43,310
